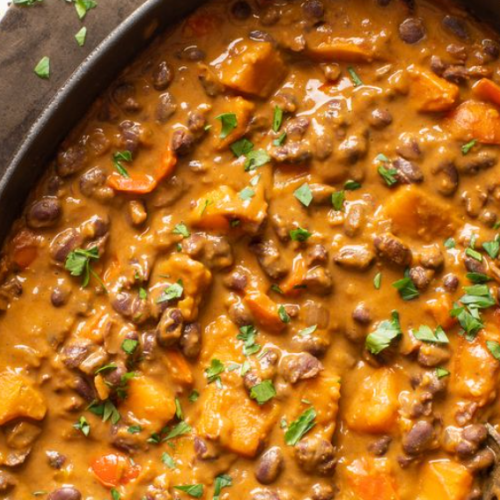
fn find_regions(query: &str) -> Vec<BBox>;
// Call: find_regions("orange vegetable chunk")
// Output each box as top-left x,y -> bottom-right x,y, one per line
244,290 -> 286,333
472,78 -> 500,107
0,371 -> 47,425
215,41 -> 287,98
383,185 -> 456,240
409,67 -> 459,113
306,36 -> 377,62
214,97 -> 255,150
91,453 -> 141,488
417,460 -> 472,500
345,368 -> 399,434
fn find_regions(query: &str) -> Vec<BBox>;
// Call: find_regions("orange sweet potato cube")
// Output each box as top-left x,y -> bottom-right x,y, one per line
409,67 -> 459,113
345,458 -> 399,500
215,41 -> 287,98
214,97 -> 255,150
345,368 -> 399,434
417,461 -> 472,500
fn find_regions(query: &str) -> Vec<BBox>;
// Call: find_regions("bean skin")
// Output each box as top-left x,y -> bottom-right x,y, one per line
48,487 -> 82,500
255,447 -> 284,484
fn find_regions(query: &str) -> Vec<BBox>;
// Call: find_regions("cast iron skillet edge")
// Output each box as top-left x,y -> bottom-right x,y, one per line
0,0 -> 204,244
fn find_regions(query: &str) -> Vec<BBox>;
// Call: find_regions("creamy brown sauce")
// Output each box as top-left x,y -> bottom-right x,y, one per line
2,1 -> 500,499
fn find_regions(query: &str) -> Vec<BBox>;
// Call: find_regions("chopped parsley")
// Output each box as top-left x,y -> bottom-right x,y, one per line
113,151 -> 132,177
414,325 -> 449,344
139,287 -> 148,299
273,132 -> 287,146
230,138 -> 254,157
157,280 -> 184,304
189,390 -> 199,402
483,237 -> 500,259
273,106 -> 284,132
162,421 -> 192,441
65,247 -> 100,287
173,223 -> 190,238
278,305 -> 291,324
378,164 -> 398,186
465,247 -> 483,262
284,407 -> 316,446
237,325 -> 261,356
13,0 -> 42,5
374,272 -> 382,290
174,484 -> 204,498
175,398 -> 183,420
73,416 -> 90,437
127,425 -> 142,434
75,0 -> 97,20
466,272 -> 491,284
444,237 -> 456,249
290,227 -> 312,242
294,183 -> 313,207
347,66 -> 363,87
487,340 -> 500,361
213,474 -> 232,500
299,325 -> 317,336
75,27 -> 87,47
270,284 -> 284,294
216,113 -> 238,139
162,452 -> 177,469
462,139 -> 477,156
34,56 -> 50,79
392,276 -> 419,301
111,489 -> 120,500
88,399 -> 121,425
244,149 -> 271,171
205,359 -> 225,384
344,179 -> 361,191
121,339 -> 139,355
436,367 -> 450,379
250,380 -> 276,405
239,187 -> 255,201
331,190 -> 345,211
365,311 -> 402,355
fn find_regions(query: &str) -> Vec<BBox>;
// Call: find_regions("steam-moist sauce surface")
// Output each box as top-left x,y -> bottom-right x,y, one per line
3,0 -> 500,498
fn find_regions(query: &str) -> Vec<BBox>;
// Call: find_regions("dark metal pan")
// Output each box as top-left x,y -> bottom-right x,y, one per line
0,0 -> 499,244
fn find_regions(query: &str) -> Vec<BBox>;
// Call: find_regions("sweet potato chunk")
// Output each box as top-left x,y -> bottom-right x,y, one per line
345,458 -> 399,500
0,371 -> 47,425
345,368 -> 399,434
214,97 -> 255,150
306,36 -> 377,62
120,375 -> 176,428
201,315 -> 243,364
244,290 -> 286,333
383,185 -> 457,240
215,41 -> 287,98
472,78 -> 500,107
197,384 -> 278,457
417,461 -> 472,500
409,67 -> 459,113
191,184 -> 268,233
152,254 -> 212,322
451,333 -> 499,406
448,100 -> 500,145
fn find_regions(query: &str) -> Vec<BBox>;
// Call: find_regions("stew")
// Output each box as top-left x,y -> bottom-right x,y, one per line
2,0 -> 500,499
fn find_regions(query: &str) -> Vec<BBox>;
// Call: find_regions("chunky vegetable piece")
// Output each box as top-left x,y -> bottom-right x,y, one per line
417,461 -> 472,500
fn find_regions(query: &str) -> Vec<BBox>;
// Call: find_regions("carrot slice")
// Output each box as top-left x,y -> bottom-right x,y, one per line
244,291 -> 286,333
472,78 -> 500,107
280,255 -> 307,296
108,149 -> 177,194
90,453 -> 141,488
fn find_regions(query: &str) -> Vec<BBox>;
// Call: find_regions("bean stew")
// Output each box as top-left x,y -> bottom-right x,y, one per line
2,0 -> 500,499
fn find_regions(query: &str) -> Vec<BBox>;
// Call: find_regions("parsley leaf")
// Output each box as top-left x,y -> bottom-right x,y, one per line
75,27 -> 87,47
127,425 -> 142,434
213,474 -> 232,500
244,149 -> 271,171
113,151 -> 132,178
174,484 -> 204,498
88,400 -> 121,425
239,187 -> 255,201
65,247 -> 99,287
121,339 -> 139,355
392,276 -> 419,301
162,451 -> 177,469
111,489 -> 120,500
75,0 -> 97,20
436,367 -> 450,379
250,380 -> 276,405
465,248 -> 483,262
230,138 -> 254,157
331,191 -> 345,211
344,179 -> 361,190
173,223 -> 190,238
444,237 -> 456,249
466,272 -> 491,284
483,239 -> 500,259
462,139 -> 477,156
163,421 -> 192,441
278,305 -> 291,324
273,106 -> 284,132
290,227 -> 312,242
273,132 -> 287,146
34,56 -> 50,79
299,325 -> 317,336
365,311 -> 402,355
157,280 -> 184,304
374,272 -> 382,290
347,66 -> 363,87
237,325 -> 261,356
414,325 -> 449,344
378,165 -> 398,186
487,340 -> 500,361
189,390 -> 199,402
13,0 -> 43,5
294,183 -> 313,207
73,416 -> 90,436
284,407 -> 316,445
205,359 -> 225,384
216,113 -> 237,139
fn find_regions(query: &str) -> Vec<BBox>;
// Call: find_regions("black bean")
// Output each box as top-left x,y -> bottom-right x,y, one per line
260,7 -> 280,26
432,162 -> 459,196
295,436 -> 336,475
79,167 -> 107,198
303,267 -> 333,296
119,120 -> 146,154
180,322 -> 202,359
51,286 -> 70,307
156,93 -> 177,123
285,117 -> 310,140
182,233 -> 234,270
249,30 -> 275,44
337,135 -> 368,165
409,266 -> 433,291
302,300 -> 330,329
430,55 -> 447,77
352,303 -> 372,325
442,15 -> 468,40
187,111 -> 207,134
46,451 -> 66,469
156,308 -> 184,347
399,18 -> 426,44
333,245 -> 375,270
443,273 -> 459,292
50,229 -> 82,263
442,65 -> 468,84
56,145 -> 87,177
152,61 -> 173,91
250,240 -> 289,280
255,447 -> 284,485
402,421 -> 435,456
369,108 -> 393,129
74,376 -> 96,402
393,158 -> 424,184
368,436 -> 392,456
171,128 -> 195,156
272,142 -> 312,164
182,46 -> 205,62
464,255 -> 487,274
463,424 -> 487,446
302,0 -> 324,19
62,344 -> 90,369
417,343 -> 450,367
306,245 -> 328,266
279,352 -> 323,384
223,268 -> 248,292
194,436 -> 219,460
48,487 -> 82,500
466,448 -> 495,472
396,135 -> 421,160
228,300 -> 253,327
231,1 -> 252,20
26,197 -> 61,230
112,82 -> 140,112
482,39 -> 500,61
374,233 -> 412,267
